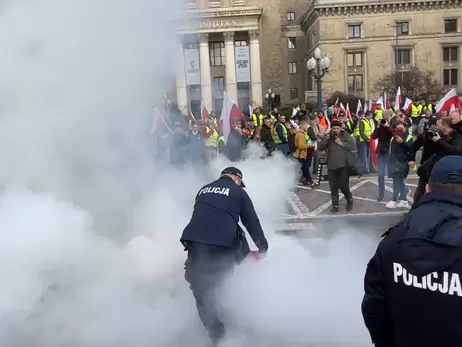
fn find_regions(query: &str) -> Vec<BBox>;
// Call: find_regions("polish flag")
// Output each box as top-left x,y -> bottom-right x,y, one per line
151,107 -> 171,134
201,102 -> 209,123
436,88 -> 459,113
339,102 -> 346,112
221,91 -> 242,143
395,87 -> 402,111
334,97 -> 339,106
403,98 -> 413,113
346,103 -> 352,119
356,99 -> 362,116
188,110 -> 197,123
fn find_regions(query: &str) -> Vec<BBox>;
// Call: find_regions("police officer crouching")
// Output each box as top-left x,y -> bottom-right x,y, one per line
180,167 -> 268,345
362,155 -> 462,347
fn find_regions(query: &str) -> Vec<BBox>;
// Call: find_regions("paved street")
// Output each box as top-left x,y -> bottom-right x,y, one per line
277,174 -> 417,234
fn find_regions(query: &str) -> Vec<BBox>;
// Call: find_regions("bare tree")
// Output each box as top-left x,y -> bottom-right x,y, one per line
372,67 -> 445,101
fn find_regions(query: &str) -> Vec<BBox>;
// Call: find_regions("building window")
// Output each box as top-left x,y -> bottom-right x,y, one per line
395,48 -> 411,65
235,40 -> 247,46
347,74 -> 363,92
444,19 -> 458,33
443,69 -> 458,86
185,43 -> 199,49
213,77 -> 225,91
443,46 -> 458,62
209,42 -> 225,67
347,52 -> 362,67
289,62 -> 297,74
288,37 -> 296,49
290,88 -> 298,100
348,24 -> 361,38
396,22 -> 409,35
287,12 -> 295,21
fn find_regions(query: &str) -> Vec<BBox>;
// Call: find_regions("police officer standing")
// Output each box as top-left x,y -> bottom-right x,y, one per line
362,155 -> 462,347
180,167 -> 268,345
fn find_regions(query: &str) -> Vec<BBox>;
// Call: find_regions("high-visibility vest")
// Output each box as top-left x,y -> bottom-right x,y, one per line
252,113 -> 264,127
319,116 -> 329,131
424,104 -> 433,112
354,118 -> 372,141
272,123 -> 287,144
205,127 -> 219,147
374,109 -> 383,120
411,104 -> 423,117
304,132 -> 312,146
345,120 -> 353,132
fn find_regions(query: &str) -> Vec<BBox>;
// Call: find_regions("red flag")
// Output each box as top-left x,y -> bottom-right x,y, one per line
436,88 -> 459,113
403,98 -> 413,113
201,102 -> 209,123
370,137 -> 378,166
355,100 -> 362,116
346,103 -> 351,119
188,110 -> 197,123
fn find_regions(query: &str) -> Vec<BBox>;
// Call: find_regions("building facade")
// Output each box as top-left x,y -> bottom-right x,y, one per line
302,0 -> 462,101
172,0 -> 308,115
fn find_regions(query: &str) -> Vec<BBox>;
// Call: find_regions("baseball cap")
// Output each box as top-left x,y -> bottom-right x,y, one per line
221,167 -> 245,187
429,156 -> 462,185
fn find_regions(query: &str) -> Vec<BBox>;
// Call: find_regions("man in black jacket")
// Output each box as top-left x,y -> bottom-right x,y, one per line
408,116 -> 462,207
362,155 -> 462,347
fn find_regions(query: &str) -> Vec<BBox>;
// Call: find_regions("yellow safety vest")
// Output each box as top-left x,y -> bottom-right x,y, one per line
345,120 -> 353,132
411,104 -> 423,117
424,104 -> 433,112
252,113 -> 264,127
205,127 -> 219,147
272,123 -> 287,144
374,109 -> 383,121
354,119 -> 372,141
304,132 -> 312,146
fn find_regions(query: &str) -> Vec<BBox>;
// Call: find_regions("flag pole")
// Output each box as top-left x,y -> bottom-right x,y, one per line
154,107 -> 173,133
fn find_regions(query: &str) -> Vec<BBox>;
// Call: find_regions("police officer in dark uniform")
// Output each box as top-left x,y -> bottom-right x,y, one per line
180,167 -> 268,345
362,155 -> 462,347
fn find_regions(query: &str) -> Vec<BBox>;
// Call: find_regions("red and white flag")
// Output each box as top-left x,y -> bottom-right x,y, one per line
292,106 -> 300,118
221,91 -> 242,143
201,102 -> 209,123
151,107 -> 172,134
403,98 -> 413,113
346,103 -> 351,119
436,88 -> 459,113
334,97 -> 339,106
339,102 -> 346,112
356,100 -> 362,116
249,105 -> 254,117
395,87 -> 402,111
188,110 -> 197,123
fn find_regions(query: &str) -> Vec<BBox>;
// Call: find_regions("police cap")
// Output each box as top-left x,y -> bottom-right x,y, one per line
221,167 -> 245,187
429,155 -> 462,185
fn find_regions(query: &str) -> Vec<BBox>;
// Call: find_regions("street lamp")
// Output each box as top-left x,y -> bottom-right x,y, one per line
264,88 -> 276,113
307,47 -> 330,109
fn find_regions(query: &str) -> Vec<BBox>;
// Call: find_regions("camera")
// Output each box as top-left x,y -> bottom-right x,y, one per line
329,130 -> 337,139
426,129 -> 438,137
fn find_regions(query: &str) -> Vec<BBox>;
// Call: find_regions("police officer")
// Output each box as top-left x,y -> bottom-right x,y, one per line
180,167 -> 268,345
362,155 -> 462,347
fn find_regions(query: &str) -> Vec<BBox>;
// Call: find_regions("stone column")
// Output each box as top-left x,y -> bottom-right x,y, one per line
223,31 -> 237,103
175,37 -> 188,115
199,33 -> 213,112
249,30 -> 262,107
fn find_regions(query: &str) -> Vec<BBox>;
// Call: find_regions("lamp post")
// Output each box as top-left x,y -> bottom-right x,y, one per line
264,88 -> 276,113
306,47 -> 330,109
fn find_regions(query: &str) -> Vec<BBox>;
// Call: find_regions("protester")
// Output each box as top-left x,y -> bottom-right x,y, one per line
272,114 -> 289,155
259,117 -> 275,155
371,110 -> 394,201
385,122 -> 413,209
226,118 -> 246,161
169,121 -> 188,168
362,155 -> 462,347
318,120 -> 356,213
188,122 -> 205,165
292,121 -> 316,187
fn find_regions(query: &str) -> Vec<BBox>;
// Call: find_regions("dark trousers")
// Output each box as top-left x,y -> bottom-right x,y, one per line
184,243 -> 236,342
411,177 -> 427,209
298,157 -> 313,183
328,167 -> 352,207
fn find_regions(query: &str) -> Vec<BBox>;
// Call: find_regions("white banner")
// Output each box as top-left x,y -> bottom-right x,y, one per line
184,48 -> 201,85
235,46 -> 250,83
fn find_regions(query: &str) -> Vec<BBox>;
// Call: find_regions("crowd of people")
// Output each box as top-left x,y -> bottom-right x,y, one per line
155,100 -> 462,213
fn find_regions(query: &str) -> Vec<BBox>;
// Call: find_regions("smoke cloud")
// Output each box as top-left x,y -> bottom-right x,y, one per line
0,1 -> 379,346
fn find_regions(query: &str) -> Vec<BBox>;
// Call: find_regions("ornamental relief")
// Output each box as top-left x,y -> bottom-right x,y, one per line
316,0 -> 461,17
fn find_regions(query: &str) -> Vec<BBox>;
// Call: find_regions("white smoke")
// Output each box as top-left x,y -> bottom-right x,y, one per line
0,0 -> 380,346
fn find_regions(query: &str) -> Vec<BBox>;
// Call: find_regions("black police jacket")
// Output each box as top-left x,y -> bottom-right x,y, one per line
181,176 -> 268,252
362,192 -> 462,347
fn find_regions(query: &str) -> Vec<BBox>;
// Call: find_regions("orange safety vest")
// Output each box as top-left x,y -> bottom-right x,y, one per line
319,116 -> 329,131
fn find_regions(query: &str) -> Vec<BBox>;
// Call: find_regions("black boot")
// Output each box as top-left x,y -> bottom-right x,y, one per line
330,205 -> 339,213
346,198 -> 353,212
